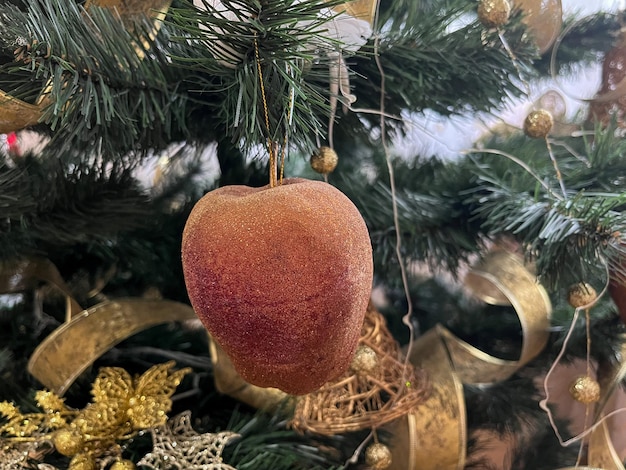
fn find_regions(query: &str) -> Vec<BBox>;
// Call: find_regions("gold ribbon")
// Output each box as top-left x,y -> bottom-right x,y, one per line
0,258 -> 197,396
513,0 -> 562,54
85,0 -> 172,26
388,250 -> 552,470
588,422 -> 623,470
584,340 -> 626,469
84,0 -> 172,57
208,336 -> 290,411
388,325 -> 467,470
460,250 -> 552,383
0,89 -> 46,134
28,298 -> 197,396
331,0 -> 378,25
0,258 -> 82,321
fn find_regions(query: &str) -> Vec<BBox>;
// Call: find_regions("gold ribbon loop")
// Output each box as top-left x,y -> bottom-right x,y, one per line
28,298 -> 196,396
388,250 -> 552,470
209,336 -> 289,411
588,420 -> 623,470
0,258 -> 83,320
331,0 -> 378,25
585,340 -> 626,469
388,325 -> 467,470
0,90 -> 45,134
85,0 -> 173,57
461,250 -> 552,383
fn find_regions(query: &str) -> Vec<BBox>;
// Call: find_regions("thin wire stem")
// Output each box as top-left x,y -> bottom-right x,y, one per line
466,148 -> 564,201
546,137 -> 568,200
372,0 -> 416,365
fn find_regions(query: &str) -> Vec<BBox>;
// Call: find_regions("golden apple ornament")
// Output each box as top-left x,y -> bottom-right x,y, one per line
181,178 -> 373,394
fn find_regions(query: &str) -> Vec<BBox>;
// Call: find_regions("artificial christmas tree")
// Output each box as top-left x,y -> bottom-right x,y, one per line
1,0 -> 626,468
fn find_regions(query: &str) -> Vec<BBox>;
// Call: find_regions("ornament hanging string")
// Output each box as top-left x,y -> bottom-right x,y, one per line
253,36 -> 288,188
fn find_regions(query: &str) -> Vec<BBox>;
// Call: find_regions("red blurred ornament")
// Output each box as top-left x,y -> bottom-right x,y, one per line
6,132 -> 20,156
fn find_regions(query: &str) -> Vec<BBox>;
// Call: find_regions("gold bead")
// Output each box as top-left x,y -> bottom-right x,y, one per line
68,452 -> 97,470
365,443 -> 392,470
52,429 -> 84,457
110,459 -> 136,470
569,375 -> 601,404
310,146 -> 338,174
523,109 -> 553,138
350,345 -> 379,375
477,0 -> 511,28
567,282 -> 597,308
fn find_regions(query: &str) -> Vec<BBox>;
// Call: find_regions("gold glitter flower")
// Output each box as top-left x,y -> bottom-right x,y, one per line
0,361 -> 191,468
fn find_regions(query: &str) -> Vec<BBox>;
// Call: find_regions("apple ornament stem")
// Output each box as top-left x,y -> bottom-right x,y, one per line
181,178 -> 373,394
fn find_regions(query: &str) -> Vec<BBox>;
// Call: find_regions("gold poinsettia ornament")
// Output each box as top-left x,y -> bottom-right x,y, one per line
0,361 -> 191,468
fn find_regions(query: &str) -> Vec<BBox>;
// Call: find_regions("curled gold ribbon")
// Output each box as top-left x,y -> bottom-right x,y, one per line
28,298 -> 197,396
460,250 -> 552,383
388,250 -> 552,470
0,257 -> 82,321
387,325 -> 467,470
584,339 -> 626,469
85,0 -> 172,57
588,421 -> 623,470
208,336 -> 289,411
0,90 -> 46,134
331,0 -> 378,25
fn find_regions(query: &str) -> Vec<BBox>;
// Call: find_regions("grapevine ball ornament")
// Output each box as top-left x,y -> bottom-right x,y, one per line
181,178 -> 374,395
523,109 -> 553,138
477,0 -> 511,28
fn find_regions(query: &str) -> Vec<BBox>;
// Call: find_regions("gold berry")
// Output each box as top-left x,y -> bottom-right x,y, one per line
68,452 -> 97,470
567,282 -> 597,308
52,429 -> 84,457
110,460 -> 137,470
477,0 -> 511,28
523,109 -> 553,138
350,345 -> 379,375
310,146 -> 338,174
365,443 -> 392,470
569,375 -> 601,404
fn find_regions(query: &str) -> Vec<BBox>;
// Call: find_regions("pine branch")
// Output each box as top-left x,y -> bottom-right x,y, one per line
348,4 -> 536,133
337,155 -> 486,280
0,1 -> 207,156
0,160 -> 38,219
0,0 -> 544,159
0,152 -> 153,259
224,412 -> 350,470
336,120 -> 626,290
